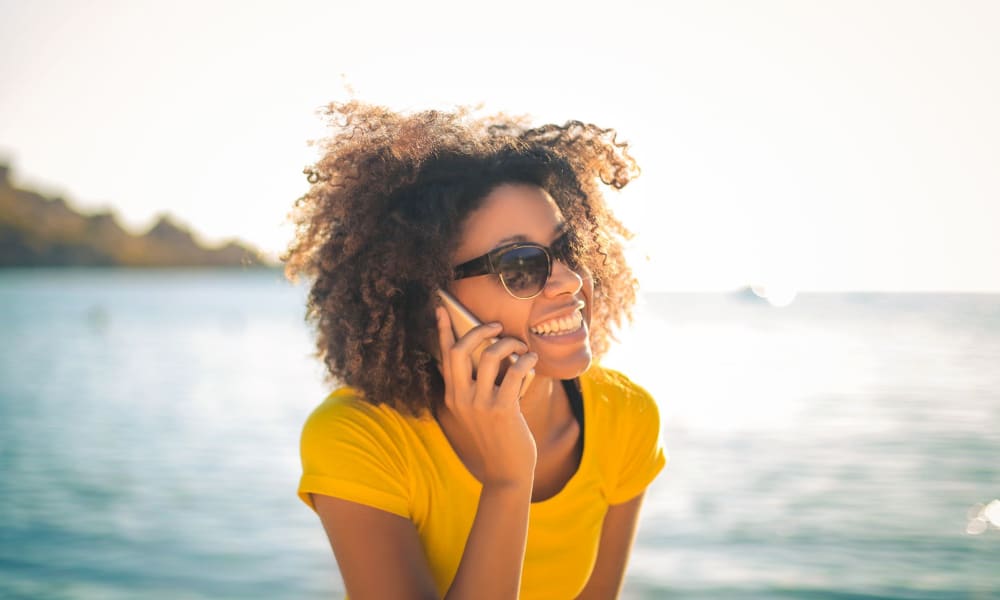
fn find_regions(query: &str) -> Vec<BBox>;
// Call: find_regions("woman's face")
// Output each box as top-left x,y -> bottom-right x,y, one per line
449,183 -> 594,380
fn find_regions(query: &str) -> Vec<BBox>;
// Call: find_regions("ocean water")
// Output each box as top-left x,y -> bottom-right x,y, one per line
0,269 -> 997,599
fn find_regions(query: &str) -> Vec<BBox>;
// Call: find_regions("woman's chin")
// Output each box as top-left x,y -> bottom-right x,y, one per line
531,347 -> 593,381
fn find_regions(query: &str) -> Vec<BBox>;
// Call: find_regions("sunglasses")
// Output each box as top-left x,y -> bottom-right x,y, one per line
452,232 -> 577,299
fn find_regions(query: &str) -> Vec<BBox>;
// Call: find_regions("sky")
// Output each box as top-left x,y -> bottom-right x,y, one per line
1,0 -> 998,292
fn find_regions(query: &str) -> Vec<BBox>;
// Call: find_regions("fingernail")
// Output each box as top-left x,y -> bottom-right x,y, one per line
488,322 -> 502,329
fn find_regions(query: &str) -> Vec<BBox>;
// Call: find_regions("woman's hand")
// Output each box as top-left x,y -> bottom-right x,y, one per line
436,306 -> 538,489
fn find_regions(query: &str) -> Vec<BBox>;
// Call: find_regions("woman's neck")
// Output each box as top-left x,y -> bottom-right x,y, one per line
518,375 -> 568,443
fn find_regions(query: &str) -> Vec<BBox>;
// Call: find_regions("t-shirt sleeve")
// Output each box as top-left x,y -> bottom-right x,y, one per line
297,391 -> 410,519
605,378 -> 667,505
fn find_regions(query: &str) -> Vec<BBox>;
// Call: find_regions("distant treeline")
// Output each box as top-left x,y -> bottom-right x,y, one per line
0,164 -> 271,267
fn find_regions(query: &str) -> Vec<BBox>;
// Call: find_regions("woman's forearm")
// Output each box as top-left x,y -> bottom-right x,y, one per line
445,481 -> 533,599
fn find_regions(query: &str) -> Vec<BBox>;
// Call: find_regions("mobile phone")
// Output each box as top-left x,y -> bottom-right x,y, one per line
436,289 -> 534,393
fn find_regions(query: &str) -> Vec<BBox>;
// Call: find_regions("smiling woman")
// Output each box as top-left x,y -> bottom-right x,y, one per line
284,101 -> 666,599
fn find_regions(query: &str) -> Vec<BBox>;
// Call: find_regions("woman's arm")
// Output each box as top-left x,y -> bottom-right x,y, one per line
575,492 -> 646,600
313,493 -> 439,599
313,481 -> 532,600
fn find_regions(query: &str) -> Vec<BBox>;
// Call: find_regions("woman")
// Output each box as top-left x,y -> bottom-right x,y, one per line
285,101 -> 665,599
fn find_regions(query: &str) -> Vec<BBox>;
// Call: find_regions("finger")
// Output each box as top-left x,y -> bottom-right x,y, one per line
450,321 -> 505,355
435,307 -> 459,406
436,306 -> 456,361
496,351 -> 538,407
474,337 -> 529,403
446,320 -> 500,401
450,321 -> 503,385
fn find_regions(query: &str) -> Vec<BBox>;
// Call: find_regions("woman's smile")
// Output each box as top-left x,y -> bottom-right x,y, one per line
529,302 -> 586,338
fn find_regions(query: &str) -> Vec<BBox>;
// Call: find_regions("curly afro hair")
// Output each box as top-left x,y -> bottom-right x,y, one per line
284,101 -> 640,416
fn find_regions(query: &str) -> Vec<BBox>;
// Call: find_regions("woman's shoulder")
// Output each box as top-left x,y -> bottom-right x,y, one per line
580,364 -> 661,442
581,364 -> 657,413
298,387 -> 417,516
302,387 -> 416,449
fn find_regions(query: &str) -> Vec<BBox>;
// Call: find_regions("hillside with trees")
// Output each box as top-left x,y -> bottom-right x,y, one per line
0,164 -> 271,267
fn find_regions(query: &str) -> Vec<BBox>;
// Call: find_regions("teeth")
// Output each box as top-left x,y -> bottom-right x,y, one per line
530,310 -> 583,336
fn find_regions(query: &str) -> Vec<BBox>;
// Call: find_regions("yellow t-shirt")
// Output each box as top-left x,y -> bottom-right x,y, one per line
298,365 -> 666,598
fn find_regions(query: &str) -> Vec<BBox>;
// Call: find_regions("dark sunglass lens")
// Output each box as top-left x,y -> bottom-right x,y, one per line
498,247 -> 550,297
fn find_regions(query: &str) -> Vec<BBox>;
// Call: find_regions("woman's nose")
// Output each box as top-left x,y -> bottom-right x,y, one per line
543,260 -> 583,297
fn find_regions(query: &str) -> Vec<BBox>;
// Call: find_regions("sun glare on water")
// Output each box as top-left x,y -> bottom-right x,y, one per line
751,284 -> 799,308
966,499 -> 1000,535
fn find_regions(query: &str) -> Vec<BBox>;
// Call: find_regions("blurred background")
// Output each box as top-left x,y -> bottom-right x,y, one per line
1,1 -> 998,598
